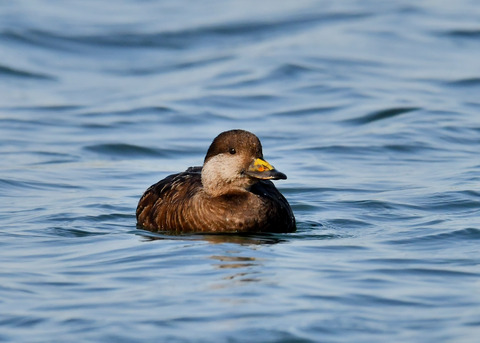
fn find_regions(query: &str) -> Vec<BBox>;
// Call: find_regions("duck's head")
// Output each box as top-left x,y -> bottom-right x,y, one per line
201,129 -> 287,197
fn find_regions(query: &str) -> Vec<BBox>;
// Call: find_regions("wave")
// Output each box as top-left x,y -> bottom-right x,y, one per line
343,107 -> 420,125
0,64 -> 55,80
83,143 -> 176,158
1,11 -> 371,51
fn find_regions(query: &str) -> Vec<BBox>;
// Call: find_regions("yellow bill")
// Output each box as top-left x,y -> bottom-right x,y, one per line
246,158 -> 287,180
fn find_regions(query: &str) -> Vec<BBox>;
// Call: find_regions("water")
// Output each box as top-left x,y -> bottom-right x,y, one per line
1,0 -> 480,342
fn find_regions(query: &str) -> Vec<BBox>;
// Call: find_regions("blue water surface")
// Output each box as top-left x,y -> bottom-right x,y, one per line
1,1 -> 480,342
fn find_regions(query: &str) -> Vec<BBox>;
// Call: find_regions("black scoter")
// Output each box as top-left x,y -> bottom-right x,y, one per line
136,129 -> 295,233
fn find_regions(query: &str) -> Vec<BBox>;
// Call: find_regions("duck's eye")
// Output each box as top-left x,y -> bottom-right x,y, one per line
229,148 -> 236,155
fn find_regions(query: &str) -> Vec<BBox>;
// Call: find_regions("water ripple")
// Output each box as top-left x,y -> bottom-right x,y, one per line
442,29 -> 480,39
2,11 -> 372,50
387,228 -> 480,247
343,107 -> 420,125
445,77 -> 480,87
84,143 -> 174,158
0,64 -> 55,80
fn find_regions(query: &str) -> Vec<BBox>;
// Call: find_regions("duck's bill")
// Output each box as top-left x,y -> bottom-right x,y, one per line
246,158 -> 287,180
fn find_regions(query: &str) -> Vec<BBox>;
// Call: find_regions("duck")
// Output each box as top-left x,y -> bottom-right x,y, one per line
136,129 -> 296,234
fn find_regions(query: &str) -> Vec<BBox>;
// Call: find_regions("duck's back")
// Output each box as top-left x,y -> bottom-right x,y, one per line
136,167 -> 203,232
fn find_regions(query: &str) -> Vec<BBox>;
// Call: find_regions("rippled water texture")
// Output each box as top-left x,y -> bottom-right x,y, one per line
1,1 -> 480,342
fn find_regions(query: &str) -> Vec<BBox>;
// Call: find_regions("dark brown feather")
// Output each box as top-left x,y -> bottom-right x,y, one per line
136,168 -> 295,233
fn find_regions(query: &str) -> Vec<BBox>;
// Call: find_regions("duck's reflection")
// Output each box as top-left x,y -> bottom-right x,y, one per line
209,255 -> 263,285
211,255 -> 258,269
135,230 -> 273,285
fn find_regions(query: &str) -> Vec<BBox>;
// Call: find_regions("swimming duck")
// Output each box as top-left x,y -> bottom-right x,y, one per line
136,129 -> 296,233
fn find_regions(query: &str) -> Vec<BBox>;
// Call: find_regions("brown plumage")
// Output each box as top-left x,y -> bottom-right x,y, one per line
136,129 -> 296,233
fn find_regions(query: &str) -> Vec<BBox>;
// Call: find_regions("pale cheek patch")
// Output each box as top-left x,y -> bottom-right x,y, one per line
204,154 -> 242,182
201,154 -> 247,196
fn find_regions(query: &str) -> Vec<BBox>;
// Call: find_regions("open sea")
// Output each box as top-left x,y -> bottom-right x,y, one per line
1,1 -> 480,342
